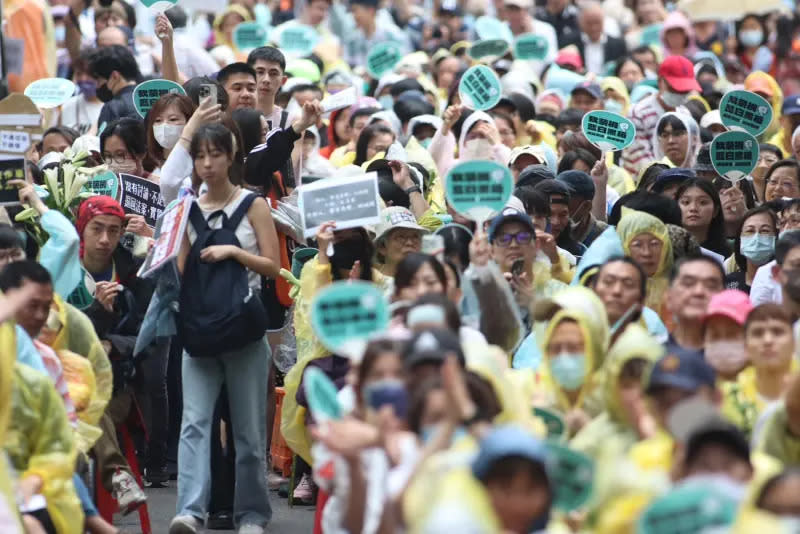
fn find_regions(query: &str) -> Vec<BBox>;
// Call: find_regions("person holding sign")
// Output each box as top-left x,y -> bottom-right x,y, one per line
430,106 -> 511,178
88,45 -> 143,125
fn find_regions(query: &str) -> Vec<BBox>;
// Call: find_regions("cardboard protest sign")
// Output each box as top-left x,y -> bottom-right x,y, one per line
0,131 -> 30,154
545,442 -> 594,512
719,90 -> 773,137
119,174 -> 166,227
321,86 -> 357,113
514,33 -> 550,61
468,39 -> 510,61
366,42 -> 404,79
310,281 -> 390,357
66,269 -> 96,311
474,16 -> 513,43
138,197 -> 191,279
0,158 -> 25,206
138,0 -> 178,11
233,22 -> 269,51
24,78 -> 76,109
582,110 -> 636,152
278,23 -> 320,57
445,159 -> 513,224
132,79 -> 186,119
298,172 -> 381,238
459,65 -> 502,111
638,481 -> 738,534
533,407 -> 565,440
710,130 -> 759,182
84,171 -> 120,200
303,367 -> 344,422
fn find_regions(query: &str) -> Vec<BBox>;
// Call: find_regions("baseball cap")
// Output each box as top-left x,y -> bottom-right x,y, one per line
350,0 -> 378,7
509,145 -> 546,167
647,348 -> 716,394
472,424 -> 549,481
658,56 -> 701,93
685,418 -> 751,467
488,207 -> 536,242
516,164 -> 556,189
744,76 -> 774,98
374,206 -> 427,243
703,289 -> 753,326
783,94 -> 800,116
651,168 -> 695,193
571,81 -> 602,100
556,170 -> 595,200
504,0 -> 533,7
556,49 -> 584,71
700,109 -> 725,131
403,328 -> 465,369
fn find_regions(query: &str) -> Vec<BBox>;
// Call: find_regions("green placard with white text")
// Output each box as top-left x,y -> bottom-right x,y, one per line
545,442 -> 594,512
638,482 -> 738,534
710,130 -> 759,182
469,39 -> 510,61
233,22 -> 269,51
445,159 -> 512,223
279,24 -> 320,57
719,90 -> 773,137
582,110 -> 636,152
514,33 -> 549,60
366,42 -> 403,79
303,367 -> 343,423
133,79 -> 186,119
458,65 -> 502,111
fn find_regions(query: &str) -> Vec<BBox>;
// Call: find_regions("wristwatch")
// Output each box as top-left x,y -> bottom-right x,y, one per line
404,185 -> 421,195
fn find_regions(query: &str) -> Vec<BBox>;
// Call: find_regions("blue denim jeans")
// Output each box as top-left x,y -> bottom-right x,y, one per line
176,337 -> 272,527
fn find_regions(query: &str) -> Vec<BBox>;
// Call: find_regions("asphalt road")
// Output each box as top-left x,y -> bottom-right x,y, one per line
115,483 -> 316,533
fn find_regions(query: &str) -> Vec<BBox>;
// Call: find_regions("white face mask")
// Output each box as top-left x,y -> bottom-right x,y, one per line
153,123 -> 184,150
661,90 -> 688,109
108,159 -> 139,175
704,340 -> 748,376
462,138 -> 492,160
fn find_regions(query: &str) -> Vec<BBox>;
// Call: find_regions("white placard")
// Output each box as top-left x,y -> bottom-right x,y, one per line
0,130 -> 30,153
321,87 -> 356,113
298,172 -> 381,238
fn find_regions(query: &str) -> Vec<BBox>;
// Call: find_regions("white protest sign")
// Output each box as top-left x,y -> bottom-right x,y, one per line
0,131 -> 30,154
298,172 -> 381,238
321,87 -> 356,113
24,78 -> 76,109
138,197 -> 191,279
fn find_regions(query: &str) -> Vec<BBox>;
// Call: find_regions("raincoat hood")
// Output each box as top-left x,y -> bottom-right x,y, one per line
660,11 -> 697,58
369,110 -> 403,138
601,76 -> 632,115
652,111 -> 701,168
212,4 -> 252,48
407,114 -> 444,138
458,110 -> 496,156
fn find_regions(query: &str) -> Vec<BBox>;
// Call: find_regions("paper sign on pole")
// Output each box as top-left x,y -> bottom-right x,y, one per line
638,481 -> 738,534
119,173 -> 167,227
514,33 -> 550,61
233,22 -> 269,51
298,172 -> 381,238
138,0 -> 178,11
321,86 -> 357,113
303,367 -> 344,422
545,442 -> 594,512
0,95 -> 41,164
24,78 -> 76,109
474,16 -> 513,43
132,79 -> 186,119
138,197 -> 191,279
366,42 -> 403,79
468,39 -> 510,61
84,170 -> 120,200
0,158 -> 25,206
581,110 -> 636,152
310,281 -> 390,358
278,23 -> 320,57
719,90 -> 773,137
459,65 -> 502,111
0,131 -> 30,154
710,130 -> 759,182
445,159 -> 513,224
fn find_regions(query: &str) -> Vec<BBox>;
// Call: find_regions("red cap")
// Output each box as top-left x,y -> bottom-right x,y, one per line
556,49 -> 583,71
703,289 -> 753,326
658,56 -> 701,93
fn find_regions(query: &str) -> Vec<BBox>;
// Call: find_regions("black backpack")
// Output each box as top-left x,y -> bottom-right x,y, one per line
178,193 -> 268,357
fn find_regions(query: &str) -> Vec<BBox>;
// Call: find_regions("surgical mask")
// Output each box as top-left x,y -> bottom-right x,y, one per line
378,95 -> 394,111
738,29 -> 763,48
419,137 -> 432,149
549,352 -> 587,390
108,159 -> 138,175
704,340 -> 748,376
782,268 -> 800,302
462,138 -> 493,160
420,424 -> 467,445
153,123 -> 184,150
739,234 -> 775,265
661,90 -> 688,109
604,98 -> 624,114
96,83 -> 113,103
54,24 -> 66,43
76,80 -> 96,99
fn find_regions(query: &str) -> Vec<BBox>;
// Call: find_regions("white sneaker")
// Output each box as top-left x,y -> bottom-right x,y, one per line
238,524 -> 265,534
111,470 -> 147,515
292,473 -> 314,502
169,515 -> 203,534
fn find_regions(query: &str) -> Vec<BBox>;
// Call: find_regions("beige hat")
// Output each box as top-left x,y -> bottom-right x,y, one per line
508,145 -> 546,167
504,0 -> 533,8
374,206 -> 427,243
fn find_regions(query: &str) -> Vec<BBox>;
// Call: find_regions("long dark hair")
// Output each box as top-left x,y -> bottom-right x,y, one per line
354,123 -> 395,166
732,205 -> 779,272
394,253 -> 447,297
676,178 -> 731,257
231,108 -> 265,157
330,227 -> 375,282
189,123 -> 236,184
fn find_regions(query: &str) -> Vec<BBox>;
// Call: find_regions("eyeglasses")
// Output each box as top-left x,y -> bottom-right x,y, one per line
628,238 -> 662,253
766,178 -> 798,190
495,231 -> 533,247
102,152 -> 132,165
390,231 -> 422,244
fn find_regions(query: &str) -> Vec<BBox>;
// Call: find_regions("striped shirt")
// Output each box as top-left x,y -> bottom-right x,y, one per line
621,94 -> 665,175
34,340 -> 78,426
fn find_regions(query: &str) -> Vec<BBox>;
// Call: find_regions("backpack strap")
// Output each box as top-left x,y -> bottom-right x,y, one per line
279,110 -> 289,130
188,201 -> 210,241
224,192 -> 259,231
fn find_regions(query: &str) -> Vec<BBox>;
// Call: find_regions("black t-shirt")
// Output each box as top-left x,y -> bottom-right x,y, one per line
725,271 -> 751,295
97,85 -> 139,127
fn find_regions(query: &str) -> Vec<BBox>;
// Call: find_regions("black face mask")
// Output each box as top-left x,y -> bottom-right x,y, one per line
96,83 -> 113,103
330,239 -> 365,272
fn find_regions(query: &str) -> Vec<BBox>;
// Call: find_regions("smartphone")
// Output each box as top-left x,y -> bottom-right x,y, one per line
511,258 -> 525,277
199,83 -> 217,106
366,380 -> 409,419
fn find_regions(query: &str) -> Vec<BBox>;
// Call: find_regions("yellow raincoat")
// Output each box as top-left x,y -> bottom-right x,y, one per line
6,362 -> 83,533
617,208 -> 673,321
211,4 -> 253,61
281,257 -> 389,464
746,71 -> 783,144
755,404 -> 800,465
722,364 -> 796,438
0,322 -> 23,532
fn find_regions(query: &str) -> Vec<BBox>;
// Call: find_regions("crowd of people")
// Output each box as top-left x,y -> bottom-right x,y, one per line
6,0 -> 800,532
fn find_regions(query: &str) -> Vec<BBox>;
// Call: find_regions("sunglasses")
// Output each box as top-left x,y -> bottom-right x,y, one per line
495,231 -> 533,247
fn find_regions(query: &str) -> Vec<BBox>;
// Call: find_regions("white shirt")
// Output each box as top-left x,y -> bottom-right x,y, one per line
750,260 -> 783,306
59,95 -> 103,135
525,20 -> 559,77
582,33 -> 607,74
172,31 -> 220,78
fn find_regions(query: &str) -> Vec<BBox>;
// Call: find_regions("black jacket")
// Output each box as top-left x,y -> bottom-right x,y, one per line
97,85 -> 140,126
243,125 -> 302,195
562,34 -> 628,72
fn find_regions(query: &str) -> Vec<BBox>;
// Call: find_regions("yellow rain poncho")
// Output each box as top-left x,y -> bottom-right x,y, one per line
57,349 -> 103,454
746,72 -> 783,144
212,4 -> 252,54
723,363 -> 796,438
6,362 -> 83,533
0,322 -> 23,532
755,404 -> 800,465
617,208 -> 673,321
281,257 -> 389,464
601,76 -> 631,116
538,309 -> 607,421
